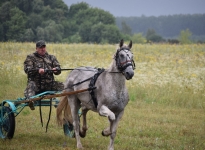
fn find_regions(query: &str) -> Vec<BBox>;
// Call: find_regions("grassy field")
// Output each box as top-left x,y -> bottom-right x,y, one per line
0,42 -> 205,150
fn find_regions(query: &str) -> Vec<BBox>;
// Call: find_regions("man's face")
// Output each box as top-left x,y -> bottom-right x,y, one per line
36,45 -> 46,56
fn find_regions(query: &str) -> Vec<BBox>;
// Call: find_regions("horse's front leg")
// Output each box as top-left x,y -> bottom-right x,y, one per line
99,105 -> 114,136
79,106 -> 88,138
108,110 -> 124,150
98,105 -> 115,120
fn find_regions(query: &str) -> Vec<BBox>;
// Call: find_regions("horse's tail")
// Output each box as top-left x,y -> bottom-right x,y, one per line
56,95 -> 73,126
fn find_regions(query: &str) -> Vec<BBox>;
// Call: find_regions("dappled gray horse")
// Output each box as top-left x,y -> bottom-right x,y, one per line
57,39 -> 135,150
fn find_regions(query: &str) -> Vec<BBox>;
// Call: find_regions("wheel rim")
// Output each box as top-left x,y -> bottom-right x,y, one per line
63,121 -> 75,138
0,106 -> 15,139
0,107 -> 9,138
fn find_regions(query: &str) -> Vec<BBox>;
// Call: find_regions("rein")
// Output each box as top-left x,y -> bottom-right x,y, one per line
43,68 -> 122,74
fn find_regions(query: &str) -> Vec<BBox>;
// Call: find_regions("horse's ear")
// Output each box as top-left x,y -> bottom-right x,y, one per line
119,39 -> 124,47
128,40 -> 132,49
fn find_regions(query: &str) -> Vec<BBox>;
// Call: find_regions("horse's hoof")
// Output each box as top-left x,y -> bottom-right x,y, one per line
102,130 -> 105,136
102,130 -> 111,136
108,147 -> 114,150
108,113 -> 115,120
79,132 -> 86,138
77,143 -> 83,149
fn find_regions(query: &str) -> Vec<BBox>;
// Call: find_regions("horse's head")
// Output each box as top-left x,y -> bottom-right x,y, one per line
115,39 -> 135,80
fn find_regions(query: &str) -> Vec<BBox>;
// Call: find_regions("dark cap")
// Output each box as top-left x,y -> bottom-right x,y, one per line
36,40 -> 46,48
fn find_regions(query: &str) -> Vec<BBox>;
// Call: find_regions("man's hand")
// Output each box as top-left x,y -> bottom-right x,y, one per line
39,68 -> 45,74
38,68 -> 59,74
52,68 -> 57,73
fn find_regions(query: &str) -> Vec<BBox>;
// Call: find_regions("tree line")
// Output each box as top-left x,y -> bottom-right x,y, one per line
0,0 -> 122,44
116,14 -> 205,43
0,0 -> 204,44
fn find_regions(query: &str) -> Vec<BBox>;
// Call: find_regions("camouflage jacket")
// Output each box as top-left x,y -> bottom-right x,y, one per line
24,52 -> 61,89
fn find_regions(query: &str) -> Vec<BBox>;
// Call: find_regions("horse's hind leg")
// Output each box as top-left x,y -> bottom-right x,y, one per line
69,96 -> 83,149
79,105 -> 88,138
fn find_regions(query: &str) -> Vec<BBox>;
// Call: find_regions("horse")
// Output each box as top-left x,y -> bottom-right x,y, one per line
56,39 -> 135,150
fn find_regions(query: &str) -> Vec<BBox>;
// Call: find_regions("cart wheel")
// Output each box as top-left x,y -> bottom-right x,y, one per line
63,121 -> 75,138
63,109 -> 82,138
0,106 -> 15,139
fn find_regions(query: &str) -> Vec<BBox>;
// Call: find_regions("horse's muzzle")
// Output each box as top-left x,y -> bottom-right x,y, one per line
124,67 -> 134,80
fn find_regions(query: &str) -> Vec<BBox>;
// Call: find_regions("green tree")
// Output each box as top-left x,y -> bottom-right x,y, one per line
36,26 -> 45,40
61,20 -> 78,39
84,23 -> 121,44
43,20 -> 64,42
0,24 -> 4,41
68,2 -> 89,19
0,2 -> 12,41
6,7 -> 27,41
102,25 -> 121,44
74,7 -> 115,25
132,33 -> 146,43
23,28 -> 35,41
32,0 -> 44,13
0,1 -> 122,43
90,23 -> 105,43
178,29 -> 192,44
121,21 -> 132,35
146,29 -> 163,42
79,21 -> 92,42
69,33 -> 81,43
27,13 -> 43,31
41,5 -> 67,23
12,0 -> 33,14
116,14 -> 205,41
72,3 -> 117,43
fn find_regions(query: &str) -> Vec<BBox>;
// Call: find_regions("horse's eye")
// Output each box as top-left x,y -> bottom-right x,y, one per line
120,54 -> 124,58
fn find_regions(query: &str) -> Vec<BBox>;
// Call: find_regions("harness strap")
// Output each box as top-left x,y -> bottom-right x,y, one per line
64,68 -> 105,108
37,97 -> 45,128
64,68 -> 101,89
71,77 -> 92,87
45,98 -> 52,133
89,68 -> 105,108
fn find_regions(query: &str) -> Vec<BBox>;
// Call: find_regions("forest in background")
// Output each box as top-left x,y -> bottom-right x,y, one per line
0,0 -> 205,44
0,0 -> 120,44
116,14 -> 205,42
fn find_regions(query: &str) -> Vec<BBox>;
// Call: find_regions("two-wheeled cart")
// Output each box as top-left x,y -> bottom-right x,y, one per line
0,87 -> 94,139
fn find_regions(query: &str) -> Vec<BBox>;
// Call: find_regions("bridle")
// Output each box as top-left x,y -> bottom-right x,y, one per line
114,47 -> 135,72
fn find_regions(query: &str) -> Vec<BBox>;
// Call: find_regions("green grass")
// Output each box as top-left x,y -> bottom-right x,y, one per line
0,103 -> 204,150
128,84 -> 205,109
0,42 -> 205,149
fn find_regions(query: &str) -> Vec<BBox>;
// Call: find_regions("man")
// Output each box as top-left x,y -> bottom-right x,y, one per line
24,40 -> 64,110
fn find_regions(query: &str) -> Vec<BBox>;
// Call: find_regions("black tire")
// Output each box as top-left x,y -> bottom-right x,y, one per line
0,106 -> 15,139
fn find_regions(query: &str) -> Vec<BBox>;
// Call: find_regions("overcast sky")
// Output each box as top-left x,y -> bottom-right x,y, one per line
63,0 -> 205,17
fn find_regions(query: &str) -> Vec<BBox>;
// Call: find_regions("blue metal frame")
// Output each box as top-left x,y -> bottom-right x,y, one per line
0,91 -> 61,116
0,90 -> 80,139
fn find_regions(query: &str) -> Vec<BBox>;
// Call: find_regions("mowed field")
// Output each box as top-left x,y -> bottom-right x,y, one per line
0,42 -> 204,150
